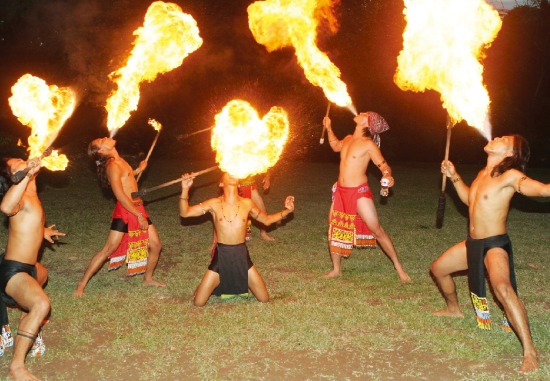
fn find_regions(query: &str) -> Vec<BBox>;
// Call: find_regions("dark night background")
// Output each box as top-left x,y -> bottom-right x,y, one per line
0,0 -> 549,168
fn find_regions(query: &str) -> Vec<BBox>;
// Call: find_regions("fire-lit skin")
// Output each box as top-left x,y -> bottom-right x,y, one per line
322,113 -> 411,282
431,135 -> 550,373
1,158 -> 64,381
74,137 -> 165,297
180,172 -> 295,306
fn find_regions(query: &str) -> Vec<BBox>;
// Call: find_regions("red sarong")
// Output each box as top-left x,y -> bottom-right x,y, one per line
108,201 -> 149,276
329,182 -> 376,257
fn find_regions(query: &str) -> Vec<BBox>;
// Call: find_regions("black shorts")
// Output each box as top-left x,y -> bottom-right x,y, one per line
110,217 -> 153,232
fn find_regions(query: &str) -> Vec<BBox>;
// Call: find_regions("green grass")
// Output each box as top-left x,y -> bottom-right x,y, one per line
1,160 -> 549,380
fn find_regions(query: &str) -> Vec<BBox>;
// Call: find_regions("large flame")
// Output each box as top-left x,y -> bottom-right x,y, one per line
8,74 -> 76,171
394,0 -> 501,140
248,0 -> 354,111
211,100 -> 289,179
105,1 -> 203,136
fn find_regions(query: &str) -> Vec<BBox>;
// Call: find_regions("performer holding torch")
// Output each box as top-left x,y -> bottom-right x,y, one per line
0,156 -> 65,380
430,135 -> 549,373
74,137 -> 165,297
322,112 -> 410,282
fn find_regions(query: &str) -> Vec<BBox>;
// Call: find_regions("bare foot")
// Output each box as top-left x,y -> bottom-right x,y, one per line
323,270 -> 341,278
9,364 -> 41,381
73,287 -> 85,297
519,353 -> 538,373
432,308 -> 464,318
143,279 -> 167,287
260,232 -> 275,241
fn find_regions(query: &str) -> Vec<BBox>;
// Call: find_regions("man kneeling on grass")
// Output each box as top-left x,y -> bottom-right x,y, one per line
431,135 -> 550,373
179,172 -> 294,306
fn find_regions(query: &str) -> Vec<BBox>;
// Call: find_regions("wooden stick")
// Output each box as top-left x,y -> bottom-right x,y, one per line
132,166 -> 218,198
137,126 -> 162,182
180,127 -> 213,140
10,146 -> 53,184
436,115 -> 454,229
319,102 -> 332,144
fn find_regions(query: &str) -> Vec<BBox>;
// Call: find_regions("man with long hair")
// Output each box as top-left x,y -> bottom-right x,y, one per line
431,135 -> 549,373
0,157 -> 64,380
322,112 -> 410,282
74,137 -> 165,296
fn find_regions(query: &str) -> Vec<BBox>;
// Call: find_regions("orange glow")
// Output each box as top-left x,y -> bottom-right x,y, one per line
211,100 -> 289,179
8,74 -> 76,171
105,1 -> 202,136
394,0 -> 501,140
148,118 -> 162,131
248,0 -> 354,111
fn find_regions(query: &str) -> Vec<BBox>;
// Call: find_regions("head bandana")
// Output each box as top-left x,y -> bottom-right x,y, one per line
365,112 -> 389,147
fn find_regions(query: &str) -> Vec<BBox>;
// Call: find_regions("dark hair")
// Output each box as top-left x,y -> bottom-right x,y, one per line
0,158 -> 13,200
88,140 -> 111,189
491,134 -> 530,177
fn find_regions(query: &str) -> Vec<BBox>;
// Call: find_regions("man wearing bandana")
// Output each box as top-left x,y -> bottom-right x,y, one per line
322,112 -> 410,282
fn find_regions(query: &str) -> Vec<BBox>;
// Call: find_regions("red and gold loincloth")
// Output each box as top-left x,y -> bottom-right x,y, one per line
108,201 -> 149,276
329,182 -> 376,257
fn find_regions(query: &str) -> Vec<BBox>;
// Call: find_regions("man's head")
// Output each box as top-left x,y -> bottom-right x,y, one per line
487,134 -> 530,176
220,172 -> 239,188
0,157 -> 26,199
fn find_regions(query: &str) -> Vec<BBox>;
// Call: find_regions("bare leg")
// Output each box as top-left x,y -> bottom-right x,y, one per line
193,270 -> 220,307
430,241 -> 467,317
143,224 -> 166,287
5,273 -> 50,381
251,189 -> 274,241
324,201 -> 343,278
74,230 -> 124,297
248,266 -> 269,302
357,198 -> 411,282
485,249 -> 538,373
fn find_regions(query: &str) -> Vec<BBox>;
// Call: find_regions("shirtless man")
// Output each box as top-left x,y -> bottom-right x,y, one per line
74,137 -> 165,296
431,135 -> 548,373
323,112 -> 410,282
239,172 -> 275,241
0,157 -> 64,381
180,172 -> 294,306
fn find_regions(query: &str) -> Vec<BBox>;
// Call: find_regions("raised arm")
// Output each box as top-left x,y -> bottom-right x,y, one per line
179,174 -> 213,218
513,172 -> 550,197
0,159 -> 41,216
251,196 -> 295,226
324,117 -> 344,152
442,160 -> 469,205
133,159 -> 148,177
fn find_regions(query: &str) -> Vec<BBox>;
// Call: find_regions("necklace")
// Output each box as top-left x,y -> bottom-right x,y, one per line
221,200 -> 240,223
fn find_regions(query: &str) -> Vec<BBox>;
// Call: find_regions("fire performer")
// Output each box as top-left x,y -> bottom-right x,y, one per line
74,137 -> 165,297
431,135 -> 548,373
0,157 -> 65,380
322,112 -> 410,282
180,172 -> 295,306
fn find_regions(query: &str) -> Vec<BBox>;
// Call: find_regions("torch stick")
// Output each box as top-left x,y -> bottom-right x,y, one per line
131,165 -> 218,198
436,115 -> 454,229
319,102 -> 332,144
11,146 -> 53,184
136,121 -> 162,182
180,127 -> 213,140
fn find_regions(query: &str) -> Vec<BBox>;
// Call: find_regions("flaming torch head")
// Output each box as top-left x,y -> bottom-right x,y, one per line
394,0 -> 502,140
211,100 -> 289,179
8,74 -> 76,171
248,0 -> 354,112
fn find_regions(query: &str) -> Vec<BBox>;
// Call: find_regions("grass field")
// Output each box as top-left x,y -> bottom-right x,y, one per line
1,159 -> 549,380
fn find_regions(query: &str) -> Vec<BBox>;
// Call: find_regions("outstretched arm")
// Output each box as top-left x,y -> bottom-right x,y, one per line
514,172 -> 550,197
442,160 -> 469,205
251,196 -> 295,226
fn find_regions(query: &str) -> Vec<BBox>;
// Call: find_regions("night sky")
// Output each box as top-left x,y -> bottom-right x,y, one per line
0,0 -> 549,166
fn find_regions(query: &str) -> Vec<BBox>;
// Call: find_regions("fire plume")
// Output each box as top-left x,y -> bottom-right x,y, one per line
211,100 -> 289,179
105,1 -> 203,136
8,74 -> 76,171
248,0 -> 354,110
394,0 -> 501,140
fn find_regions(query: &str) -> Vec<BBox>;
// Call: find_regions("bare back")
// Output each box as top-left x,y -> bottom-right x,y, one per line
468,169 -> 518,238
5,191 -> 45,265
